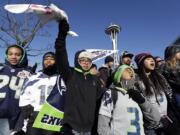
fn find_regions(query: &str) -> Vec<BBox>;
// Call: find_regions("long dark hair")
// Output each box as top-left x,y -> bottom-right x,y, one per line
137,62 -> 167,96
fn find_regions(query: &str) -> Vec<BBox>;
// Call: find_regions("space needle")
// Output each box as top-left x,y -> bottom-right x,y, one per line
105,24 -> 121,68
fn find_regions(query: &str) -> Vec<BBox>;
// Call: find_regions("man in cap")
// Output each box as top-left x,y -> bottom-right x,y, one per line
119,51 -> 134,66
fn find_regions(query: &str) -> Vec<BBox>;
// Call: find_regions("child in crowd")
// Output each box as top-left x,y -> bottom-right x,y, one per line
98,65 -> 159,135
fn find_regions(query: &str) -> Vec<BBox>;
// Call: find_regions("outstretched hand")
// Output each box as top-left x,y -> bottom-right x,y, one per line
58,19 -> 70,40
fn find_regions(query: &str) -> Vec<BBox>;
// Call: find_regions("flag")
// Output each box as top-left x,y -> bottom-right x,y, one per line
4,3 -> 78,37
33,76 -> 66,131
85,49 -> 118,62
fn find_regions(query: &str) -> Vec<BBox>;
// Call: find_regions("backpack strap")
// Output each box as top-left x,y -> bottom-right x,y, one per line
109,89 -> 118,127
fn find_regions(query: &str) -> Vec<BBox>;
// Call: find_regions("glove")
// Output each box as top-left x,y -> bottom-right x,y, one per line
58,19 -> 69,40
159,115 -> 172,129
128,89 -> 145,104
21,105 -> 34,119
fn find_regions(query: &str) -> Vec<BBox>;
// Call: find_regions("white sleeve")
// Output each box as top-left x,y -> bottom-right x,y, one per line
19,77 -> 35,107
98,114 -> 111,135
99,90 -> 113,118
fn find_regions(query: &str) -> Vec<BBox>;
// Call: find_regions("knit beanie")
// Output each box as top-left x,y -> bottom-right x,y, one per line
105,56 -> 114,64
134,53 -> 154,67
43,52 -> 55,60
113,65 -> 133,84
42,52 -> 55,68
78,51 -> 92,60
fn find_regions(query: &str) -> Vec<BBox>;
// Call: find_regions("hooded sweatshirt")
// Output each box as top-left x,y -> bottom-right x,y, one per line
0,45 -> 31,129
19,52 -> 58,112
14,51 -> 63,134
98,65 -> 145,135
55,37 -> 104,132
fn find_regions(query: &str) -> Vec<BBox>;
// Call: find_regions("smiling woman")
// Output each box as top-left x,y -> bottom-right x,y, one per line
6,46 -> 23,66
0,44 -> 31,135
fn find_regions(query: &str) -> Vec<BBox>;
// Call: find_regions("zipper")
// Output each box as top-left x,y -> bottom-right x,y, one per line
84,74 -> 87,80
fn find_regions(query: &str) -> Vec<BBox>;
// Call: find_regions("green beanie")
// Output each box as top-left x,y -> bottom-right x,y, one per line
113,65 -> 133,84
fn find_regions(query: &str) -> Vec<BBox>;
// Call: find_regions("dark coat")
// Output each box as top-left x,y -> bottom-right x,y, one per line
55,38 -> 104,132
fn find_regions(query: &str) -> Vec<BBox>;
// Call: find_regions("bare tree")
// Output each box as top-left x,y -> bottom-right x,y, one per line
0,0 -> 53,56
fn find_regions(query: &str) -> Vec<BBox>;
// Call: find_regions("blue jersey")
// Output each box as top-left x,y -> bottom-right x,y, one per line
0,63 -> 31,129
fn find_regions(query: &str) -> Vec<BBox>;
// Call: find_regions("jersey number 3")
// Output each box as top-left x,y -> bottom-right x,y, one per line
127,107 -> 141,135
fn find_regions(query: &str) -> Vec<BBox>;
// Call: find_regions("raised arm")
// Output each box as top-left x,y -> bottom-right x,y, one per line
55,20 -> 71,82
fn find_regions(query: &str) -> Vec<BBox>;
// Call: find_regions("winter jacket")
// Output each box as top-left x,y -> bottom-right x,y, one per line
159,62 -> 180,94
98,87 -> 145,135
135,74 -> 180,135
0,45 -> 31,130
55,38 -> 104,132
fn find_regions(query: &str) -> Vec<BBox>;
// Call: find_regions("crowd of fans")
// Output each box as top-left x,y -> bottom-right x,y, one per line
0,19 -> 180,135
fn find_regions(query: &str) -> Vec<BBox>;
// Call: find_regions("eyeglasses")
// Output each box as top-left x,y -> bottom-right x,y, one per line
78,58 -> 92,63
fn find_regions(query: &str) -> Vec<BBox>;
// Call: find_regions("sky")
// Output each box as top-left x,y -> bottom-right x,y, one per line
0,0 -> 180,69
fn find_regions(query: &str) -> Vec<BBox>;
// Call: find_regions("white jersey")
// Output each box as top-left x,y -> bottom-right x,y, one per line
99,89 -> 145,135
19,72 -> 57,111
